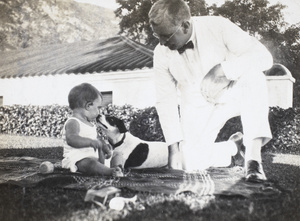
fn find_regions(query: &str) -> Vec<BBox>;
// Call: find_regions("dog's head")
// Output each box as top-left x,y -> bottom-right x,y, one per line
96,115 -> 128,134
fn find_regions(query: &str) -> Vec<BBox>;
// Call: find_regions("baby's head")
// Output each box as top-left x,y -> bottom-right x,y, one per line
68,83 -> 103,111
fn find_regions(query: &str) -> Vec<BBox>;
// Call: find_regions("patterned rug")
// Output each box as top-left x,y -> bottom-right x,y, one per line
0,156 -> 280,198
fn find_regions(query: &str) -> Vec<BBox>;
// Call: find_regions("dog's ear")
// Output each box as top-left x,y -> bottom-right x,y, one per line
115,118 -> 128,133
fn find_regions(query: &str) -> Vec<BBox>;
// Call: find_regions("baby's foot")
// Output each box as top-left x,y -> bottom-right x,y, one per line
112,166 -> 124,177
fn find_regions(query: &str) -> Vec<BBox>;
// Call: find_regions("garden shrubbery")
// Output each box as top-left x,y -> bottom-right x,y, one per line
267,107 -> 300,153
0,104 -> 299,154
0,105 -> 71,137
129,106 -> 165,142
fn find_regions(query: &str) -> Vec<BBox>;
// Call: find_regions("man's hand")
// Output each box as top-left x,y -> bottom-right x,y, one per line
200,64 -> 233,103
168,143 -> 183,170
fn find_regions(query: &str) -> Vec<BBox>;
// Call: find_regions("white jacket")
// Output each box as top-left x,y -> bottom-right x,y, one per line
153,16 -> 273,146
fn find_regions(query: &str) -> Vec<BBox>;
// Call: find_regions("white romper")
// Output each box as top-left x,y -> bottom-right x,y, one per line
61,117 -> 99,172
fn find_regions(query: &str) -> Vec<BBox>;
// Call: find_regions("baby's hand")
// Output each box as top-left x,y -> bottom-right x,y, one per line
102,139 -> 113,159
102,142 -> 113,159
90,139 -> 105,151
104,147 -> 113,159
90,139 -> 112,156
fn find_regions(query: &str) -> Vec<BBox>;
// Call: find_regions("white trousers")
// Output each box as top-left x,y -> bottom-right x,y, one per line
180,72 -> 272,170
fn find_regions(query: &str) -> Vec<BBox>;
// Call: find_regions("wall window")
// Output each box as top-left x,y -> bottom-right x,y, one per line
101,91 -> 112,106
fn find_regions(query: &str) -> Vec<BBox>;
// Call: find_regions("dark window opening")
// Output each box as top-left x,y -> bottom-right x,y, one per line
101,91 -> 112,106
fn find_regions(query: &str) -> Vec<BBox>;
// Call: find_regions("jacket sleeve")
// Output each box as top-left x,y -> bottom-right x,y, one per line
218,17 -> 273,80
153,46 -> 183,146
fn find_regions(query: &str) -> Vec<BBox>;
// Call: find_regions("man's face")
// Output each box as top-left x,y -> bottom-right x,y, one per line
152,20 -> 191,50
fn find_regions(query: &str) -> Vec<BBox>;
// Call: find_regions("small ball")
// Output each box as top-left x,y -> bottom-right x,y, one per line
109,197 -> 125,210
39,161 -> 54,174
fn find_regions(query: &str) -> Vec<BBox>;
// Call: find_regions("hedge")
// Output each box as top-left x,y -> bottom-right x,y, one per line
0,105 -> 71,137
0,104 -> 141,138
0,104 -> 299,153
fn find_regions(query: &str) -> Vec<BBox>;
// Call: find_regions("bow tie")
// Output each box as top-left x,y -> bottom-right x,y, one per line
177,41 -> 194,54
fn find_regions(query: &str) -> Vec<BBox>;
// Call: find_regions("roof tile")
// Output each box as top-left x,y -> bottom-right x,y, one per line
0,36 -> 154,79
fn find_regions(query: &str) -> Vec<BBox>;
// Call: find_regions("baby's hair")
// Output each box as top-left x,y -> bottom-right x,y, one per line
149,0 -> 191,27
68,83 -> 102,110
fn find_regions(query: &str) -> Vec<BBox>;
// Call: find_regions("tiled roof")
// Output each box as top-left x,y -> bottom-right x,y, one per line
0,36 -> 154,79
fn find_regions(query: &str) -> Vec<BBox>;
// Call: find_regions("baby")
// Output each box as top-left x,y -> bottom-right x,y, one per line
61,83 -> 122,177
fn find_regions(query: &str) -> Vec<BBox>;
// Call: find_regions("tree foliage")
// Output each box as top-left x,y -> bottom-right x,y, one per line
261,24 -> 300,73
115,0 -> 155,46
115,0 -> 299,79
208,0 -> 286,36
209,0 -> 300,75
115,0 -> 207,47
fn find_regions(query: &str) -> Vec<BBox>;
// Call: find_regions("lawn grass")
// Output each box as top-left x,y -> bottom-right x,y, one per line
0,134 -> 64,149
0,134 -> 300,221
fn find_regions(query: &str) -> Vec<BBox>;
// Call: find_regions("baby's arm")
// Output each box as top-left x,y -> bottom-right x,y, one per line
65,119 -> 110,154
98,140 -> 113,163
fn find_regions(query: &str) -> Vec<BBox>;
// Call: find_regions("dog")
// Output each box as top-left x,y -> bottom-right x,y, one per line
96,115 -> 168,169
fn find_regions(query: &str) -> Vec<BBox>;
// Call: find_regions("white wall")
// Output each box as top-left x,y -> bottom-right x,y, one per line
0,69 -> 295,109
0,69 -> 156,108
266,75 -> 295,109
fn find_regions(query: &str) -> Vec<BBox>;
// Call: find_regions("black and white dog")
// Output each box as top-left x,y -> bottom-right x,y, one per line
97,115 -> 168,169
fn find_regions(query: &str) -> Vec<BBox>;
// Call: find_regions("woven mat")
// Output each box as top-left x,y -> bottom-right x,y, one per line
0,156 -> 280,198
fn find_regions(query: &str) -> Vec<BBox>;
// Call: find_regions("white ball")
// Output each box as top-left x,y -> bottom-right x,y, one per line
39,161 -> 54,174
109,197 -> 125,210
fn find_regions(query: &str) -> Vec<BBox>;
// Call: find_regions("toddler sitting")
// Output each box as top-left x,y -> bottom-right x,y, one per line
61,83 -> 122,177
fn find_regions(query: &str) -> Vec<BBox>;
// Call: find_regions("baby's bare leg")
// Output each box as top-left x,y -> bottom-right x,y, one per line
76,157 -> 114,176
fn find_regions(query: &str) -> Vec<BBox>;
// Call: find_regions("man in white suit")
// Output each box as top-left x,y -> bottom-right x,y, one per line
149,0 -> 273,182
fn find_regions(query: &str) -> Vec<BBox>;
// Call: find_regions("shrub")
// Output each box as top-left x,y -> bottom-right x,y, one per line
0,105 -> 71,137
129,106 -> 165,142
266,107 -> 300,153
100,104 -> 141,129
0,104 -> 299,154
0,104 -> 143,138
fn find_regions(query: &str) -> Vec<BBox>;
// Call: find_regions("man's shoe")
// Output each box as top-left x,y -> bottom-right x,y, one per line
245,160 -> 267,182
229,132 -> 245,167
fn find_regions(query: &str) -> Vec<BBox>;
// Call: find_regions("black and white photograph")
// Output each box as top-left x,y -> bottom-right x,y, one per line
0,0 -> 299,220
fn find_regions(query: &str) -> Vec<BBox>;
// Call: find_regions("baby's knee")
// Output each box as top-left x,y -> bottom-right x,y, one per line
76,158 -> 98,174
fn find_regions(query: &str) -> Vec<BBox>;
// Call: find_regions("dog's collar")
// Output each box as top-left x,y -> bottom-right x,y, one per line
110,133 -> 126,149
